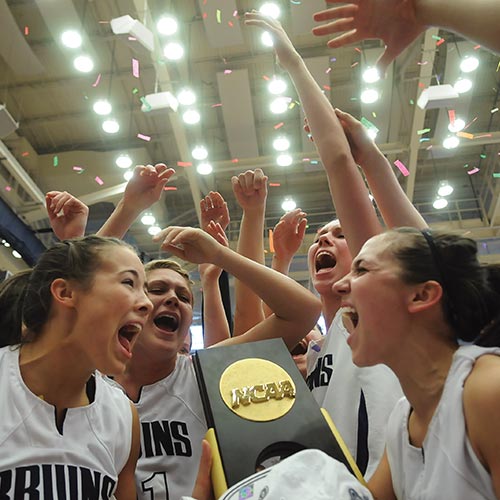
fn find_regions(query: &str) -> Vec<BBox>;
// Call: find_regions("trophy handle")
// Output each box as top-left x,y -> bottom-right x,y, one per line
320,408 -> 368,486
205,428 -> 229,497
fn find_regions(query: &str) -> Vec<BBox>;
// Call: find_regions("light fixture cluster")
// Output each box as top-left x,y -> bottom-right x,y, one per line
60,29 -> 95,73
360,66 -> 381,105
142,212 -> 162,236
1,239 -> 22,259
258,3 -> 281,47
156,14 -> 185,61
453,55 -> 478,95
433,180 -> 454,210
192,144 -> 212,175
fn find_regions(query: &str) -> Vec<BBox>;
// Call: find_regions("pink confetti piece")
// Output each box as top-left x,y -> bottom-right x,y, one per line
269,182 -> 281,187
426,145 -> 433,151
448,109 -> 455,125
137,133 -> 151,141
228,21 -> 234,27
473,45 -> 481,50
262,75 -> 270,81
274,122 -> 284,129
203,12 -> 207,19
211,103 -> 222,108
224,69 -> 232,75
164,186 -> 177,191
325,67 -> 331,74
95,176 -> 104,185
72,166 -> 84,171
394,160 -> 410,177
323,85 -> 331,91
302,158 -> 311,162
233,9 -> 238,17
5,186 -> 11,192
128,36 -> 137,41
464,116 -> 478,130
132,58 -> 139,78
467,167 -> 479,175
350,62 -> 359,68
475,133 -> 493,139
417,60 -> 428,65
177,161 -> 192,167
231,158 -> 239,163
21,151 -> 29,157
354,47 -> 361,53
436,38 -> 445,46
24,26 -> 29,36
92,73 -> 101,87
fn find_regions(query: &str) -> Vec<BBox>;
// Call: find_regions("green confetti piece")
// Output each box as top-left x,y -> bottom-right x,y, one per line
140,96 -> 152,112
431,35 -> 441,40
493,173 -> 500,178
360,117 -> 379,133
53,156 -> 58,167
480,154 -> 487,159
216,9 -> 221,23
417,128 -> 431,135
410,99 -> 414,105
419,138 -> 430,142
132,88 -> 139,94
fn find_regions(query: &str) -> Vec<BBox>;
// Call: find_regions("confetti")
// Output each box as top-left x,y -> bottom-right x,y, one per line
53,156 -> 59,167
216,9 -> 222,23
310,160 -> 319,165
417,61 -> 428,66
132,88 -> 139,94
95,176 -> 104,185
302,158 -> 311,162
137,133 -> 151,141
431,35 -> 441,40
274,122 -> 284,129
211,103 -> 222,108
269,182 -> 281,187
350,62 -> 359,68
164,186 -> 178,191
464,116 -> 478,130
233,10 -> 238,17
269,229 -> 275,253
128,36 -> 137,41
493,173 -> 500,178
491,108 -> 499,114
21,151 -> 29,157
72,166 -> 84,171
203,12 -> 207,19
480,154 -> 487,159
5,186 -> 11,192
24,26 -> 29,36
326,67 -> 331,74
311,343 -> 321,352
473,45 -> 481,50
224,69 -> 232,75
394,159 -> 410,177
457,131 -> 474,139
448,109 -> 455,125
354,47 -> 361,53
92,73 -> 101,87
177,161 -> 192,167
417,128 -> 431,135
262,75 -> 270,81
419,138 -> 430,142
132,58 -> 139,78
475,133 -> 492,139
330,57 -> 336,62
360,117 -> 379,134
467,167 -> 479,175
410,99 -> 414,105
323,85 -> 331,91
372,112 -> 377,118
228,21 -> 233,27
140,96 -> 152,111
436,38 -> 445,46
231,158 -> 239,163
497,61 -> 500,72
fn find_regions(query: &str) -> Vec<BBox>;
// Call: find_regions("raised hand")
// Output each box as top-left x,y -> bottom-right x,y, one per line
200,191 -> 230,232
123,164 -> 176,213
273,208 -> 308,262
46,191 -> 89,240
154,226 -> 225,265
231,168 -> 268,212
312,0 -> 424,75
244,11 -> 301,70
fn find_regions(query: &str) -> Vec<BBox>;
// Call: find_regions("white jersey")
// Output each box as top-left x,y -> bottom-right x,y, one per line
0,346 -> 132,499
119,354 -> 207,500
386,345 -> 500,500
306,310 -> 403,478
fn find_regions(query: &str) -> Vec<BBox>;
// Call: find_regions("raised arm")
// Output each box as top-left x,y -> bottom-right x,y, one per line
46,191 -> 89,240
97,164 -> 175,238
199,192 -> 231,347
334,109 -> 427,229
155,226 -> 322,350
231,168 -> 268,335
245,13 -> 381,256
312,0 -> 500,75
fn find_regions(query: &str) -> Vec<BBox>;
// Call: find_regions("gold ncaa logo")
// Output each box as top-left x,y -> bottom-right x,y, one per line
219,358 -> 296,422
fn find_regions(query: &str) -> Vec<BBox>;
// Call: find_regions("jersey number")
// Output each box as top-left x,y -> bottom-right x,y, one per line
141,471 -> 169,500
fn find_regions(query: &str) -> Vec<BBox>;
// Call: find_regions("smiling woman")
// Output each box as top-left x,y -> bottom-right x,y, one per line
0,235 -> 152,500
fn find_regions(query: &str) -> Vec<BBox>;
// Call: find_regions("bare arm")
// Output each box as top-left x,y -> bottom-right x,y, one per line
155,226 -> 322,350
312,0 -> 500,74
46,191 -> 89,240
114,403 -> 141,500
245,14 -> 381,257
97,164 -> 175,238
367,448 -> 397,500
231,169 -> 268,335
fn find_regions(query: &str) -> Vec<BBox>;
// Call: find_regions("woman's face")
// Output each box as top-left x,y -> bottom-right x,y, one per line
333,234 -> 415,367
72,246 -> 153,375
307,220 -> 352,297
133,268 -> 194,361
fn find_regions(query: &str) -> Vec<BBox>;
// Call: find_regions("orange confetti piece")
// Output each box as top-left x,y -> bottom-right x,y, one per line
436,38 -> 445,46
269,182 -> 281,187
177,161 -> 192,167
24,26 -> 29,35
164,186 -> 177,191
457,131 -> 474,139
274,122 -> 284,129
323,85 -> 331,91
268,229 -> 275,253
231,158 -> 239,163
262,75 -> 270,81
21,151 -> 29,157
448,109 -> 455,125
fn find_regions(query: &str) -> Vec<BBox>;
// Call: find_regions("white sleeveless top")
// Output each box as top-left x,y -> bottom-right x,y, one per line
386,345 -> 500,500
0,346 -> 132,499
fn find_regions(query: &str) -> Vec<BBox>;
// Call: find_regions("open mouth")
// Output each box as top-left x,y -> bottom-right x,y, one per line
315,251 -> 337,273
154,314 -> 179,333
118,323 -> 142,354
340,306 -> 359,332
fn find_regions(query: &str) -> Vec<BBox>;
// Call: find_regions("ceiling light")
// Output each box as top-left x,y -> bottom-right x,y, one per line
453,78 -> 472,94
197,162 -> 213,175
448,118 -> 466,133
261,32 -> 274,47
12,250 -> 22,259
177,88 -> 196,106
148,226 -> 162,236
273,136 -> 290,152
2,240 -> 10,247
93,99 -> 112,115
442,136 -> 459,149
61,30 -> 82,48
259,2 -> 281,19
270,97 -> 289,114
123,170 -> 134,181
276,153 -> 293,166
433,197 -> 448,210
281,197 -> 296,212
192,145 -> 208,160
182,109 -> 201,125
268,77 -> 287,95
460,56 -> 479,73
115,154 -> 132,169
362,67 -> 380,84
360,88 -> 379,104
141,213 -> 156,225
102,119 -> 120,134
437,180 -> 454,197
73,55 -> 94,73
157,16 -> 178,36
163,42 -> 184,60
